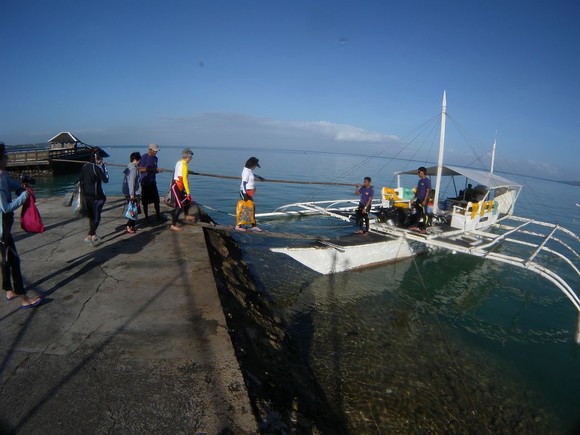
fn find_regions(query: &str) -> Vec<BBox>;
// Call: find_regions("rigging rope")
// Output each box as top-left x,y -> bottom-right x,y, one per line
52,110 -> 444,203
297,112 -> 444,202
51,158 -> 357,187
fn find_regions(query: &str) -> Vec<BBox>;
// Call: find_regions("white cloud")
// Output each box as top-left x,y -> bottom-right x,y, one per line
266,119 -> 399,143
7,111 -> 573,181
6,112 -> 401,149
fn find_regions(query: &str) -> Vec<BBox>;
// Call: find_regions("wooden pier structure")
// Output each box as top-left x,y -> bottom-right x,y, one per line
7,132 -> 94,175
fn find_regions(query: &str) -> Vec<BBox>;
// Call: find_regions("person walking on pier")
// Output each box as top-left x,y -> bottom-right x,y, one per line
0,143 -> 42,308
236,156 -> 263,232
139,143 -> 165,223
170,148 -> 194,231
123,152 -> 142,234
80,148 -> 110,244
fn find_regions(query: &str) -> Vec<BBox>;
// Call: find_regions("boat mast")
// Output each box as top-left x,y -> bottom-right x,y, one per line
490,130 -> 497,174
432,91 -> 446,214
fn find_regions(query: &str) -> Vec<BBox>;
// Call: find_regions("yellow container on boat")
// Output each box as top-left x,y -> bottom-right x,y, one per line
470,201 -> 480,219
382,187 -> 399,201
382,187 -> 411,209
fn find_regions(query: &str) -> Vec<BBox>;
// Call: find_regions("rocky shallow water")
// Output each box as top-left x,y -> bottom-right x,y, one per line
204,228 -> 566,434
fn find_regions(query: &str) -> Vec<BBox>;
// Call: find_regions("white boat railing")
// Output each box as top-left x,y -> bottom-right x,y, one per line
259,198 -> 580,342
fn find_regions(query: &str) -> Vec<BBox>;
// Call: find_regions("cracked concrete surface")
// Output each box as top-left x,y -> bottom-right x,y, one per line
0,196 -> 256,434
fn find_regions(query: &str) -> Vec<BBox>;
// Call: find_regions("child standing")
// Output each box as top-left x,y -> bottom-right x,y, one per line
123,152 -> 142,234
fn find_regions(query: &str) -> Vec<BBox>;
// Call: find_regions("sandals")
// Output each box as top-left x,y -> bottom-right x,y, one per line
20,297 -> 43,309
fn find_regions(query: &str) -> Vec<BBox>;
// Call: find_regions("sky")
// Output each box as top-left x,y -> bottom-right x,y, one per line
1,0 -> 579,180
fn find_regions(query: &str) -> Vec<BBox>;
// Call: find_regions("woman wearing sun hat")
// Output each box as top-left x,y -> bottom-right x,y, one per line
80,147 -> 110,244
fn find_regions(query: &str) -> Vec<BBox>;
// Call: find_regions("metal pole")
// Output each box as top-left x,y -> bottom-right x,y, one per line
432,91 -> 447,214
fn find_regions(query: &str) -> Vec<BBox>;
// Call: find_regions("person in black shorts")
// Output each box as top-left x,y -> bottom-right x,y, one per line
411,166 -> 431,234
139,143 -> 165,222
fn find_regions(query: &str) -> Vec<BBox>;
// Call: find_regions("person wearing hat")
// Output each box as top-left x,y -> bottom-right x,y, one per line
139,143 -> 165,223
236,156 -> 264,232
170,148 -> 194,231
0,142 -> 43,308
80,147 -> 110,244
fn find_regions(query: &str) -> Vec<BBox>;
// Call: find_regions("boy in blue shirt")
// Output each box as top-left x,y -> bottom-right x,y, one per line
355,177 -> 374,234
413,166 -> 431,233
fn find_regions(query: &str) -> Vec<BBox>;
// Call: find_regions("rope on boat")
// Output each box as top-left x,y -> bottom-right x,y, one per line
51,158 -> 357,187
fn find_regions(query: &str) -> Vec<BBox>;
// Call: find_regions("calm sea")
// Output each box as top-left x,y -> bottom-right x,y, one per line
32,146 -> 580,432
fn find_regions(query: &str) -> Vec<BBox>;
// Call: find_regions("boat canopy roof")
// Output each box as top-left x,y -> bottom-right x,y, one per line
396,165 -> 522,189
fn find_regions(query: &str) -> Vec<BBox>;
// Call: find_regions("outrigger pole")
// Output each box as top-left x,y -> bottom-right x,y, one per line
432,90 -> 447,214
51,159 -> 357,187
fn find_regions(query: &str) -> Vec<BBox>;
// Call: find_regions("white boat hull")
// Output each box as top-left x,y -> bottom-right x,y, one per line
271,237 -> 416,274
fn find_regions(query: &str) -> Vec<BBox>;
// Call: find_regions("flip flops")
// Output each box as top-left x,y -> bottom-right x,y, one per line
20,298 -> 43,309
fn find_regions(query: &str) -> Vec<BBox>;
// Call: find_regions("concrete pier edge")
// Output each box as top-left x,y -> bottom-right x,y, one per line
0,195 -> 257,434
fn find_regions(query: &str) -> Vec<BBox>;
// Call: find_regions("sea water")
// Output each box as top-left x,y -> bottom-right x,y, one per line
30,146 -> 580,432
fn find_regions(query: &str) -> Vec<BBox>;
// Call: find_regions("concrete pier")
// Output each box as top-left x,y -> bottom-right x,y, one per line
0,196 -> 257,434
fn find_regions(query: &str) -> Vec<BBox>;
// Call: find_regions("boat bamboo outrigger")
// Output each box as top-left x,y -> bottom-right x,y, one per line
256,92 -> 580,343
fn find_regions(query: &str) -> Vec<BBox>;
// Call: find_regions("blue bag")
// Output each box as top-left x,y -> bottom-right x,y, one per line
125,200 -> 138,221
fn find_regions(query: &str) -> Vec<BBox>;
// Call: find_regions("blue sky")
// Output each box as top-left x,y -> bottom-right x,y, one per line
1,0 -> 579,180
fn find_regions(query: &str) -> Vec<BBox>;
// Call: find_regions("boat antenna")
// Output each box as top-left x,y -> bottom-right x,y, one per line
490,130 -> 497,174
432,90 -> 446,214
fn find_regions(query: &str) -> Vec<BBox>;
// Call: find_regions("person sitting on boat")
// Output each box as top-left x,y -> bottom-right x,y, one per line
410,166 -> 431,234
464,183 -> 474,201
354,177 -> 374,235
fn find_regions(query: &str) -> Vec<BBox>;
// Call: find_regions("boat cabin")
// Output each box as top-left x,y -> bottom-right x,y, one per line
388,165 -> 523,232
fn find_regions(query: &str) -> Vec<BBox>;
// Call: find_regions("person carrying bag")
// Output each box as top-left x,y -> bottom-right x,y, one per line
170,148 -> 194,231
20,177 -> 44,234
122,152 -> 142,234
0,143 -> 42,308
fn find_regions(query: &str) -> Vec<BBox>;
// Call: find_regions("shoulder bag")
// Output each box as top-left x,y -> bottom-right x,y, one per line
21,189 -> 45,233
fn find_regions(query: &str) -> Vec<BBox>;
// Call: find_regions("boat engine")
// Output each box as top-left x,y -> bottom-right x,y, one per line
376,206 -> 414,227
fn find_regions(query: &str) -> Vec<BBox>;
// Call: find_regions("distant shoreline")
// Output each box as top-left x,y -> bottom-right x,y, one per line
9,143 -> 579,187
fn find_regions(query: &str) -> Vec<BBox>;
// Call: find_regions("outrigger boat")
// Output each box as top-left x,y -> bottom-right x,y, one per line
256,92 -> 580,342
